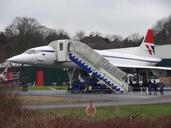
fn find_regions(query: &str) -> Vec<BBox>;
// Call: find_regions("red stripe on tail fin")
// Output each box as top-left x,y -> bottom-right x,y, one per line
145,45 -> 152,55
144,29 -> 154,44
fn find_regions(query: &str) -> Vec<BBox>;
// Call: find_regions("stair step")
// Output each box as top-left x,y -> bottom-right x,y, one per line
69,53 -> 126,93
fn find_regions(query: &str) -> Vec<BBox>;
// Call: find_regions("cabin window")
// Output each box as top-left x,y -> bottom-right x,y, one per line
59,43 -> 63,51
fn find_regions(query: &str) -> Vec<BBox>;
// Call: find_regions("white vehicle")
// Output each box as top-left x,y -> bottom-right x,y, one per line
7,29 -> 171,93
126,74 -> 160,85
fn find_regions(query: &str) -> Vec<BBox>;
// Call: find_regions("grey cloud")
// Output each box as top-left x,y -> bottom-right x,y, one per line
0,0 -> 171,37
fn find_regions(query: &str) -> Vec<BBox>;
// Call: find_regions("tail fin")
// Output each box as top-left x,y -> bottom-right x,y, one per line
135,29 -> 155,57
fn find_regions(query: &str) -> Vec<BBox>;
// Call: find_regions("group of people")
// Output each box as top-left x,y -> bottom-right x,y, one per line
147,80 -> 164,95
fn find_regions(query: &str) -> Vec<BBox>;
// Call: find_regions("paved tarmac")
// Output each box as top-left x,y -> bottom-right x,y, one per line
19,90 -> 171,109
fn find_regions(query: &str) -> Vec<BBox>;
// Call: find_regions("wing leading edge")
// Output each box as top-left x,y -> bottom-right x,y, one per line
115,64 -> 171,70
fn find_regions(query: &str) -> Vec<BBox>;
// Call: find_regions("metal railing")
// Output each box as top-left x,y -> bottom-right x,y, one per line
70,41 -> 127,82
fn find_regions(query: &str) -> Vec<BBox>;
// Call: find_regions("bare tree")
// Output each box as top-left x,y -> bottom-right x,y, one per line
57,29 -> 69,37
90,31 -> 102,37
153,19 -> 166,34
106,34 -> 123,42
127,33 -> 142,42
5,17 -> 44,37
4,17 -> 46,51
153,14 -> 171,44
74,30 -> 85,41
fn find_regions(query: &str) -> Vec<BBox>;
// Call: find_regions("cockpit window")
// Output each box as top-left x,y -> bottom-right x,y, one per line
24,49 -> 37,54
36,50 -> 42,53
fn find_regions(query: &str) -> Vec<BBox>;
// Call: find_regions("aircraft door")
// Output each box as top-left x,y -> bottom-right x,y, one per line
57,41 -> 69,62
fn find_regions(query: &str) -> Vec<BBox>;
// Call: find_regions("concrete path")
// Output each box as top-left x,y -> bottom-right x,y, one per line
20,90 -> 171,109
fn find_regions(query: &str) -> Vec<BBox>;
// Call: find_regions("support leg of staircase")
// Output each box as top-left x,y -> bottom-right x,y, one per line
65,67 -> 76,90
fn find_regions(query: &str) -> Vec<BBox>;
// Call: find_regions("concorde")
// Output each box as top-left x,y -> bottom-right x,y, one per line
7,29 -> 171,93
7,29 -> 171,71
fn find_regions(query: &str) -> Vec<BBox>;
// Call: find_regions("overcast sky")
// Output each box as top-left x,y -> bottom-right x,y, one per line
0,0 -> 171,37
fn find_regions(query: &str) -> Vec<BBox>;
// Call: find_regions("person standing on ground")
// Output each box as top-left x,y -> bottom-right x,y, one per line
153,80 -> 157,95
147,80 -> 152,95
159,83 -> 164,95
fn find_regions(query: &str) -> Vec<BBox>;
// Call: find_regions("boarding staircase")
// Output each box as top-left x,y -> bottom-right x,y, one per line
68,41 -> 128,93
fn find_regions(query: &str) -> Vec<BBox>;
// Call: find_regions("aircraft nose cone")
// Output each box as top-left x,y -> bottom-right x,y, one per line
7,56 -> 16,62
7,55 -> 24,63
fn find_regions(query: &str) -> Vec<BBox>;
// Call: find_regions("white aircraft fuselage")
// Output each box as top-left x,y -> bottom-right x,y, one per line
7,29 -> 171,73
7,45 -> 160,68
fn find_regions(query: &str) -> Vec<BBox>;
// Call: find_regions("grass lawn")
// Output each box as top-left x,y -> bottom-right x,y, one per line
40,103 -> 171,121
